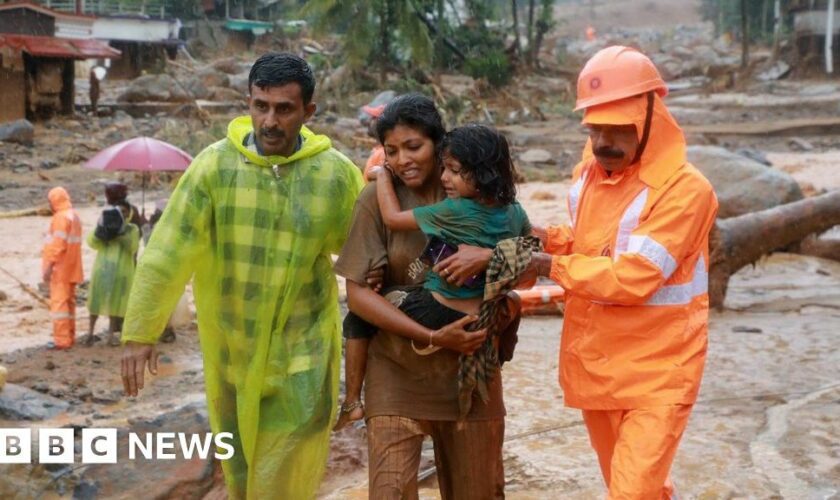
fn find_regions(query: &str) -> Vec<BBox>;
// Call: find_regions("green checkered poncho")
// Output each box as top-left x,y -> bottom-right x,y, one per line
122,116 -> 363,499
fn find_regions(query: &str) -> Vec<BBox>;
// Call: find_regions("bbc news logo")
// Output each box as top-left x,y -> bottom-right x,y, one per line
0,428 -> 235,464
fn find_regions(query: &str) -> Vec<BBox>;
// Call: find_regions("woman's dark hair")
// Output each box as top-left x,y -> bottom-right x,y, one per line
248,52 -> 315,105
375,93 -> 445,148
442,124 -> 517,206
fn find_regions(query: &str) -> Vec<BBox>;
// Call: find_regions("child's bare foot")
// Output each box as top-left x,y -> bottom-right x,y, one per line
82,334 -> 95,347
333,400 -> 364,431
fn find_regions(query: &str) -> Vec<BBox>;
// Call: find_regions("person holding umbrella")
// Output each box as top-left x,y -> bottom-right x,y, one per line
104,181 -> 145,232
84,136 -> 194,220
118,53 -> 363,499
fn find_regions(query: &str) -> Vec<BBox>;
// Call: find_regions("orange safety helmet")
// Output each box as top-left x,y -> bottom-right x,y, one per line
574,46 -> 668,111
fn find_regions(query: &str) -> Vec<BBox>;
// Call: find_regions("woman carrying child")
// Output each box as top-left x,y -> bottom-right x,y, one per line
334,94 -> 528,499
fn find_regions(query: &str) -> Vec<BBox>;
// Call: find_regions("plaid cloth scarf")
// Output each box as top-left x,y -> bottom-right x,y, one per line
458,235 -> 544,419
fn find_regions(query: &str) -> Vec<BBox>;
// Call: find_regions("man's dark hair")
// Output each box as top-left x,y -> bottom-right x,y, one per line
441,124 -> 518,206
248,52 -> 316,105
375,93 -> 445,148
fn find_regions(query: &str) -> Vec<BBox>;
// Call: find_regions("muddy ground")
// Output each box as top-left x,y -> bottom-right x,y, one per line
1,179 -> 838,498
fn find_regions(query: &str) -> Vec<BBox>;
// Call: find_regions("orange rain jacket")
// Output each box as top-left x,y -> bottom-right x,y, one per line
546,93 -> 719,409
42,187 -> 83,284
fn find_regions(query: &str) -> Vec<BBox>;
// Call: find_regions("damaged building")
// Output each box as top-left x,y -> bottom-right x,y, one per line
0,3 -> 119,122
0,1 -> 183,79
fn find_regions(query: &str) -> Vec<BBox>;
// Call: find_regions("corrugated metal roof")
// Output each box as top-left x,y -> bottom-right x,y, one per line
0,33 -> 120,58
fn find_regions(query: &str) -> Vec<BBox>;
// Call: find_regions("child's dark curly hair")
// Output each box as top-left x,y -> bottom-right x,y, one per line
441,124 -> 517,205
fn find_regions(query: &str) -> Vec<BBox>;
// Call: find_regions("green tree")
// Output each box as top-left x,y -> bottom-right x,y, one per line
701,0 -> 788,43
304,0 -> 433,81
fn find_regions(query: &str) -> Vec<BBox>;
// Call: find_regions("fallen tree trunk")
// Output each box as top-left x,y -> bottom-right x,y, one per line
0,205 -> 51,219
709,190 -> 840,308
798,234 -> 840,262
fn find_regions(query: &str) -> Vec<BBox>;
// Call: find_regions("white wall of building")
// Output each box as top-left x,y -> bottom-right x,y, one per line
92,17 -> 179,42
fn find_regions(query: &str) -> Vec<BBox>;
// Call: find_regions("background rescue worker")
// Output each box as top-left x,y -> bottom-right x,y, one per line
525,46 -> 719,498
119,53 -> 363,499
361,103 -> 386,182
41,187 -> 83,350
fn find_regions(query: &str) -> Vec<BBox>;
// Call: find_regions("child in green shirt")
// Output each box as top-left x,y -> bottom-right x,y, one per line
335,124 -> 530,429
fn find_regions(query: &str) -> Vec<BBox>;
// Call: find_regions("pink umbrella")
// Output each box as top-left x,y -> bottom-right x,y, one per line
84,136 -> 193,216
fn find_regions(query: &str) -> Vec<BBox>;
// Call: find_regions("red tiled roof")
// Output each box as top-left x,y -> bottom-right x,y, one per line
0,33 -> 120,58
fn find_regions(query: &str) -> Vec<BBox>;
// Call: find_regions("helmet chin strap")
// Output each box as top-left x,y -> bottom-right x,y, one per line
632,91 -> 655,165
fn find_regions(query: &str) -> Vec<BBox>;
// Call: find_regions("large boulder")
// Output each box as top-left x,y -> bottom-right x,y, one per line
209,86 -> 245,102
117,74 -> 191,103
687,145 -> 803,218
0,119 -> 34,145
0,383 -> 69,420
212,57 -> 251,75
228,71 -> 250,93
195,67 -> 230,89
182,76 -> 211,100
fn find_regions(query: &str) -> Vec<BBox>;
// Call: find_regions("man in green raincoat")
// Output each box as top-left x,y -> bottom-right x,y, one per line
120,53 -> 364,499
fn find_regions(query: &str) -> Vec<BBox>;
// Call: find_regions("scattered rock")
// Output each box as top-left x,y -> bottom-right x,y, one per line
687,145 -> 803,218
182,76 -> 211,100
788,137 -> 814,152
520,149 -> 554,164
530,191 -> 557,201
228,71 -> 250,93
196,67 -> 230,89
0,383 -> 70,420
0,290 -> 7,301
78,403 -> 221,497
0,365 -> 6,390
735,148 -> 771,166
117,74 -> 191,103
334,117 -> 361,131
212,57 -> 251,75
40,159 -> 59,170
0,120 -> 35,146
756,60 -> 791,82
92,390 -> 122,404
209,86 -> 244,102
45,361 -> 56,371
732,326 -> 763,333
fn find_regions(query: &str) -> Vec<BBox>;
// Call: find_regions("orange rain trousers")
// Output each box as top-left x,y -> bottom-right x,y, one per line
42,187 -> 83,349
49,281 -> 76,349
582,405 -> 692,500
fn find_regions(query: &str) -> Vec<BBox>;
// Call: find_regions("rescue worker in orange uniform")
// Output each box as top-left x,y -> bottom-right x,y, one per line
361,103 -> 386,182
42,187 -> 83,349
525,46 -> 719,498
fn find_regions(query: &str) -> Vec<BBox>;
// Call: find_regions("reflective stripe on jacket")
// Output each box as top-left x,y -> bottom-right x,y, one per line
42,187 -> 83,284
546,93 -> 719,409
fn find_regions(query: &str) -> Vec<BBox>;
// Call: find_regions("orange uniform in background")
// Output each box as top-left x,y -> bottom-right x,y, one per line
545,47 -> 719,498
42,187 -> 83,349
361,103 -> 387,182
363,145 -> 386,182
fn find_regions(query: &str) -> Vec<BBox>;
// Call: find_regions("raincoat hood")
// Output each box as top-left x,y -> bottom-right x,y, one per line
582,93 -> 686,189
227,115 -> 332,166
48,187 -> 72,212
